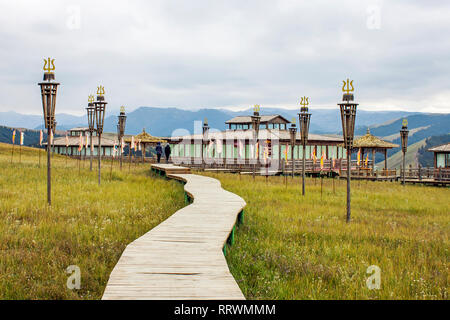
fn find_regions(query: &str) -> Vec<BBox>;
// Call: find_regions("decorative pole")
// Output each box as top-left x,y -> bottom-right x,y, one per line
289,118 -> 297,178
52,121 -> 57,158
400,119 -> 409,185
251,104 -> 261,180
298,97 -> 311,196
94,86 -> 107,185
117,106 -> 127,170
338,79 -> 358,223
86,95 -> 95,171
202,118 -> 210,170
38,57 -> 59,205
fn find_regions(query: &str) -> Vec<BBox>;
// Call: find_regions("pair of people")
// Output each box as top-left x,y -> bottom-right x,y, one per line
156,142 -> 171,163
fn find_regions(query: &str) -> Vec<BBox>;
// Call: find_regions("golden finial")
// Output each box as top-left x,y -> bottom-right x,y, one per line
402,119 -> 408,127
120,106 -> 125,113
43,57 -> 55,73
97,85 -> 105,96
88,95 -> 95,103
253,104 -> 260,113
300,96 -> 309,107
342,78 -> 354,94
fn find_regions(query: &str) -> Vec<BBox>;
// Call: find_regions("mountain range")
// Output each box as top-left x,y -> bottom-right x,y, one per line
0,107 -> 422,137
1,107 -> 448,169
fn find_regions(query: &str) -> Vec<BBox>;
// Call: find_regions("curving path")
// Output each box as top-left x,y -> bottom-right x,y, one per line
102,164 -> 246,300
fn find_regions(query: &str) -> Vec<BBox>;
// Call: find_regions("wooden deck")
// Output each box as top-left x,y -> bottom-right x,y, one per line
151,163 -> 191,175
102,165 -> 246,300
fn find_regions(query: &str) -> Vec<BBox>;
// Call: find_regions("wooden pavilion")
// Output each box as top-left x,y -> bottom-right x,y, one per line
351,128 -> 399,174
124,128 -> 166,162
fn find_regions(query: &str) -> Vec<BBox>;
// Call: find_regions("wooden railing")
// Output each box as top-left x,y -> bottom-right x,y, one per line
403,167 -> 450,181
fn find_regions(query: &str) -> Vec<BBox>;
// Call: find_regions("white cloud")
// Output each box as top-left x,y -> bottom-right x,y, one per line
0,0 -> 449,116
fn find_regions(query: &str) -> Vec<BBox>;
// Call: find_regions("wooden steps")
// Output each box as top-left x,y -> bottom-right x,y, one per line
102,166 -> 246,300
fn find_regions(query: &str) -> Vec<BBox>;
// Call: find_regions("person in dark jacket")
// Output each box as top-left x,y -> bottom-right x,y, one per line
155,142 -> 163,163
164,143 -> 171,163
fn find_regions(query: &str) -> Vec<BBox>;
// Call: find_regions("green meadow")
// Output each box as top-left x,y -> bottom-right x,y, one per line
202,172 -> 449,300
0,142 -> 448,300
0,143 -> 184,299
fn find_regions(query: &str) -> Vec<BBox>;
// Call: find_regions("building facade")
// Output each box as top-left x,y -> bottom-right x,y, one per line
167,113 -> 346,172
51,127 -> 116,157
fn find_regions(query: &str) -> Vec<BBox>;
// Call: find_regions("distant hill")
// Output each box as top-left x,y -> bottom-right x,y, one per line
0,125 -> 47,147
376,139 -> 427,169
354,113 -> 450,164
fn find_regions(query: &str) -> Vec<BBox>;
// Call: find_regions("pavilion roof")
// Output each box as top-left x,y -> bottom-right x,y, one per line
351,128 -> 399,149
124,128 -> 166,143
225,115 -> 290,124
428,143 -> 450,153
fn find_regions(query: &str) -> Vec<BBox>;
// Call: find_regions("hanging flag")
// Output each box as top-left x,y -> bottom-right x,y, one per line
357,148 -> 361,165
216,139 -> 223,155
312,148 -> 317,164
65,134 -> 69,147
85,134 -> 89,149
263,145 -> 269,160
78,134 -> 83,152
365,153 -> 369,167
50,131 -> 54,145
320,150 -> 325,169
20,132 -> 24,145
39,130 -> 43,146
284,145 -> 289,164
138,139 -> 142,151
12,130 -> 16,144
113,140 -> 118,157
208,140 -> 214,157
238,140 -> 244,158
131,136 -> 135,150
121,137 -> 124,153
255,141 -> 259,157
332,157 -> 336,168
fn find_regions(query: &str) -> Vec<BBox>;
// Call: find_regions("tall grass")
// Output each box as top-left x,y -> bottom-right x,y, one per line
0,143 -> 184,299
202,172 -> 449,300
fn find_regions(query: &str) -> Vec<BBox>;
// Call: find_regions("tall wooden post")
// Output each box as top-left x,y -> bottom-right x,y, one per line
346,149 -> 351,223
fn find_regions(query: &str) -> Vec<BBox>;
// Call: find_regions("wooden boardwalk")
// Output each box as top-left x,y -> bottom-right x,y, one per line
102,164 -> 246,300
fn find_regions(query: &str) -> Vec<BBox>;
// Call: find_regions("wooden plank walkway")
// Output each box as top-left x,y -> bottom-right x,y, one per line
102,164 -> 246,300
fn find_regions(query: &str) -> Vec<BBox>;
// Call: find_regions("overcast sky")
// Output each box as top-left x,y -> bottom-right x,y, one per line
1,0 -> 450,115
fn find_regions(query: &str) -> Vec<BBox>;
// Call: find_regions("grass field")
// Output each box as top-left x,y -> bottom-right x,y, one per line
0,143 -> 184,299
202,172 -> 449,300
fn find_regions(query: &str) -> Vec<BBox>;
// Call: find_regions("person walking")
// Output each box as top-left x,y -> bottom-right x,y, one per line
164,143 -> 171,163
156,142 -> 163,163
